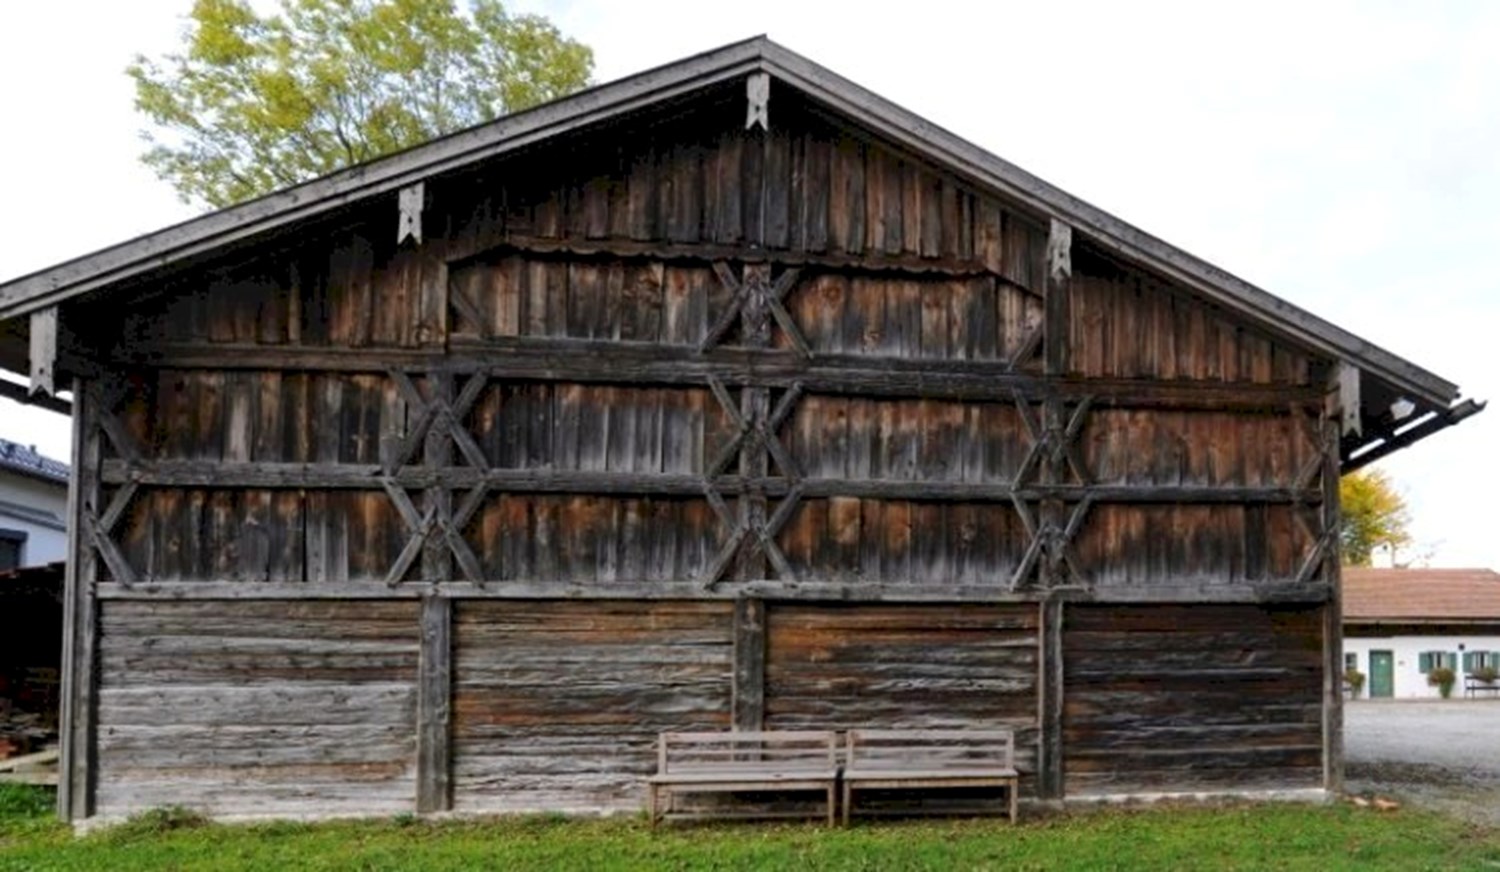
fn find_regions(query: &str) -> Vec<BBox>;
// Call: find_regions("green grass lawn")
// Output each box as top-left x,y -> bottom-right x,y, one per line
2,785 -> 1498,871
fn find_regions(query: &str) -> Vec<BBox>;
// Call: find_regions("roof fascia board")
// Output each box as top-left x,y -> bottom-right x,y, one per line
758,43 -> 1458,405
0,40 -> 768,321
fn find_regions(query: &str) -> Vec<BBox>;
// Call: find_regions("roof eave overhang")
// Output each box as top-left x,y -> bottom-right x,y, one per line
0,36 -> 1463,409
0,37 -> 770,321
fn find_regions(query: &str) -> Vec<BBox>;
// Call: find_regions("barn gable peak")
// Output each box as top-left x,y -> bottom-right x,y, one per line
0,35 -> 1478,439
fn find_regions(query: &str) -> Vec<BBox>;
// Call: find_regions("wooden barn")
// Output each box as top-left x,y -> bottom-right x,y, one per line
0,38 -> 1481,822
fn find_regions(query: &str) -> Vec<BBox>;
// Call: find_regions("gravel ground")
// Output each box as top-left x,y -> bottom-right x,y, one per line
1345,699 -> 1500,825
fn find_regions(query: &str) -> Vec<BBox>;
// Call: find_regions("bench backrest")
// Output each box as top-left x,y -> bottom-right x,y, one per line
846,729 -> 1015,771
657,730 -> 839,775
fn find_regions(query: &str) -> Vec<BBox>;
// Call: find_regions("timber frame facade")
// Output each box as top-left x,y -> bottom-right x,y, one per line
0,38 -> 1481,821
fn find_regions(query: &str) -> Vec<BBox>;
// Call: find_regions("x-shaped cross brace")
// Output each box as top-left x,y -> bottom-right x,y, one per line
1009,494 -> 1093,591
699,263 -> 808,356
385,370 -> 491,584
698,377 -> 806,588
382,479 -> 487,585
387,370 -> 491,473
703,377 -> 805,481
1008,392 -> 1095,590
1012,392 -> 1094,488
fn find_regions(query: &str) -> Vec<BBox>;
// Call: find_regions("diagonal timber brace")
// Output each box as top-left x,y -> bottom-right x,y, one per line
699,262 -> 807,356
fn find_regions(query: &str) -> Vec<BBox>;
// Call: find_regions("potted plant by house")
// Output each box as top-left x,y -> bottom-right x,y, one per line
1472,666 -> 1500,691
1345,668 -> 1366,699
1428,666 -> 1457,699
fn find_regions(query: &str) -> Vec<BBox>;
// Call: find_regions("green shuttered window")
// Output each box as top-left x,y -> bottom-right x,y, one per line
1462,651 -> 1500,673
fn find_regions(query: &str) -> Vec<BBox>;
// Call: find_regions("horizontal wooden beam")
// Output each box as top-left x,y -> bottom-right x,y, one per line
452,233 -> 1008,280
0,376 -> 71,415
119,338 -> 1322,411
98,460 -> 1322,505
93,578 -> 1333,604
1341,398 -> 1486,474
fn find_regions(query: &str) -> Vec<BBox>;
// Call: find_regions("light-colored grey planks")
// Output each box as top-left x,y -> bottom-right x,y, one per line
764,604 -> 1040,795
451,601 -> 732,813
1063,604 -> 1324,796
95,601 -> 419,818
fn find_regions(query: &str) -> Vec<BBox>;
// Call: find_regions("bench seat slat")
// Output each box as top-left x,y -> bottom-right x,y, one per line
844,768 -> 1018,781
650,772 -> 840,785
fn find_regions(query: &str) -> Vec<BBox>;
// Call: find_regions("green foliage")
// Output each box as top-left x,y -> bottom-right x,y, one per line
0,784 -> 53,820
1473,666 -> 1499,683
1428,666 -> 1457,698
1,804 -> 1498,870
1345,668 -> 1366,697
1339,469 -> 1413,566
103,805 -> 212,841
129,0 -> 593,208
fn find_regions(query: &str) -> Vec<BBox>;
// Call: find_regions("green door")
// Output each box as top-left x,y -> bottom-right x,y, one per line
1369,650 -> 1395,698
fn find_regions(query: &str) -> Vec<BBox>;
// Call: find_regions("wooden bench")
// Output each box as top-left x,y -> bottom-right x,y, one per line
842,729 -> 1019,825
647,730 -> 840,826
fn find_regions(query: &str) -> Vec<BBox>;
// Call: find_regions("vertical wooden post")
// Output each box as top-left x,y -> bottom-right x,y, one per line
29,307 -> 57,397
416,595 -> 453,812
1044,218 -> 1072,377
58,376 -> 99,820
423,373 -> 454,583
732,598 -> 766,731
1036,597 -> 1065,800
1322,387 -> 1345,794
737,264 -> 773,583
1034,218 -> 1073,801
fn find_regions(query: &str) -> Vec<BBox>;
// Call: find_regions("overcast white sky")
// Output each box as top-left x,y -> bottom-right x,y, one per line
0,1 -> 1494,568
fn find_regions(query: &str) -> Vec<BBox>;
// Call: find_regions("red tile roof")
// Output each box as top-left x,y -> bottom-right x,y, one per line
1343,567 -> 1500,622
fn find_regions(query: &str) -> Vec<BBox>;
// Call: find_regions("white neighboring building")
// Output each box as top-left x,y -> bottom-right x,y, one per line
1343,567 -> 1500,700
0,439 -> 68,570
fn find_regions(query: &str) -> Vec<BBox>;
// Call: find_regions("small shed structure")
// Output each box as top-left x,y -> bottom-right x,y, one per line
0,38 -> 1481,822
1344,567 -> 1500,698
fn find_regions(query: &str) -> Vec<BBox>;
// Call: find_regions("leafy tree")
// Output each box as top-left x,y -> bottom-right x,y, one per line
129,0 -> 593,208
1339,469 -> 1413,566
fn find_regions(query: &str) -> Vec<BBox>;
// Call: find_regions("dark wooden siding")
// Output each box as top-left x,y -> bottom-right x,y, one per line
1069,247 -> 1312,385
765,603 -> 1039,792
95,600 -> 419,817
64,77 -> 1342,820
451,600 -> 732,812
1063,604 -> 1324,795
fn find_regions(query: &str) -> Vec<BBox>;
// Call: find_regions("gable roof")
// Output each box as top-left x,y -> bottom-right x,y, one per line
0,36 -> 1474,418
1344,567 -> 1500,624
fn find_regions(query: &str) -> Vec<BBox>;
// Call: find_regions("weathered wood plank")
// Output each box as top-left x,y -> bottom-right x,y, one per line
416,596 -> 453,813
132,340 -> 1324,412
1037,598 -> 1063,799
93,599 -> 420,818
59,377 -> 99,820
97,462 -> 1325,505
732,598 -> 766,731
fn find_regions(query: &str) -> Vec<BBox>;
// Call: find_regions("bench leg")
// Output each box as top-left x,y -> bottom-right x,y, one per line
827,784 -> 836,827
842,782 -> 852,827
647,784 -> 658,829
1008,779 -> 1018,824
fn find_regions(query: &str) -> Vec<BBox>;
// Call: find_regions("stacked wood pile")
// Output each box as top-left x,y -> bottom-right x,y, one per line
0,563 -> 63,767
